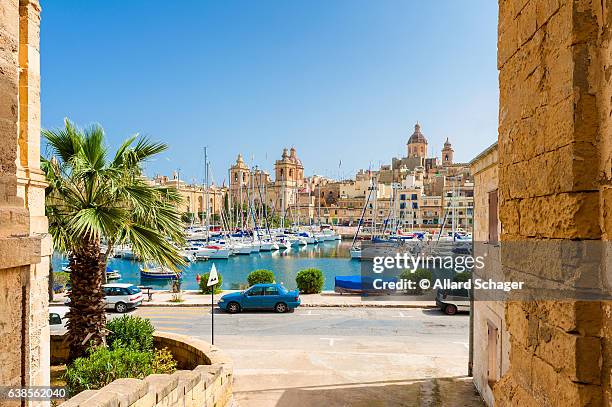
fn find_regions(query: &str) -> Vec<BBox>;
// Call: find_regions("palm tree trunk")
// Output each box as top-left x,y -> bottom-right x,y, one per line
66,237 -> 106,360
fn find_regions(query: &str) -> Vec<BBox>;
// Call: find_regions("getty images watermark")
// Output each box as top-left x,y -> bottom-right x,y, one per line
370,253 -> 525,293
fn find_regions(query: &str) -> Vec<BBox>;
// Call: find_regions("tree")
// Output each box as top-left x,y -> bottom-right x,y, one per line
42,119 -> 186,359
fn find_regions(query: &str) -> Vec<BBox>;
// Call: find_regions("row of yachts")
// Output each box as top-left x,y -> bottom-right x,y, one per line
113,228 -> 342,263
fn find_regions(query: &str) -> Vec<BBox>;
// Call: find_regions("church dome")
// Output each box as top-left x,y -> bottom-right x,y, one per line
408,123 -> 427,144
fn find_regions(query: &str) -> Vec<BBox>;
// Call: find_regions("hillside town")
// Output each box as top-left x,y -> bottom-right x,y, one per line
150,123 -> 474,234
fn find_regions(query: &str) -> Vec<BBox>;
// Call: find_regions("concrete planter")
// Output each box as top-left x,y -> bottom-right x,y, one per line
52,332 -> 233,407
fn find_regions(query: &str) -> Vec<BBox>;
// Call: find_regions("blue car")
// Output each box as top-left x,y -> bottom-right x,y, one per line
218,283 -> 300,313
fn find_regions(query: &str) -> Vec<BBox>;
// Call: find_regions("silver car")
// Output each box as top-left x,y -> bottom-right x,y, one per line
64,283 -> 144,313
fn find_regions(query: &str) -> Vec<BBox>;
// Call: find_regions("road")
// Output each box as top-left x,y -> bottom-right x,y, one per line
132,306 -> 479,406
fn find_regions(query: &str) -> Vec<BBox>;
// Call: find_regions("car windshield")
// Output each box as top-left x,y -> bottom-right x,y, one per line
278,285 -> 288,294
126,286 -> 141,295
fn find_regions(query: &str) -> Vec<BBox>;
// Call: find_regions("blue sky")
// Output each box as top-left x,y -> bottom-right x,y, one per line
40,0 -> 498,185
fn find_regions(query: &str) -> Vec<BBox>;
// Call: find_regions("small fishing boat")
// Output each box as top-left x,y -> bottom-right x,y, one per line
106,267 -> 121,280
140,265 -> 181,280
350,247 -> 362,259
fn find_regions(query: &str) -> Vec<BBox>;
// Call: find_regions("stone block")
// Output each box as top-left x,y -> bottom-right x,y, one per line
144,374 -> 178,404
102,378 -> 148,406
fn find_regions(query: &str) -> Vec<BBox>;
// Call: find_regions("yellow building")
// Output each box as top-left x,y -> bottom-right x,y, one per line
150,173 -> 227,222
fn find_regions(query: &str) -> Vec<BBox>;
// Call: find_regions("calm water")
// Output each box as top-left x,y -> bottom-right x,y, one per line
52,241 -> 360,291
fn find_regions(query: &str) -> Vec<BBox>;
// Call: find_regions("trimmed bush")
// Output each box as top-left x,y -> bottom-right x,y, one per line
247,269 -> 275,286
453,271 -> 472,283
295,268 -> 324,294
399,268 -> 433,295
199,271 -> 223,294
106,315 -> 154,352
64,345 -> 177,396
65,346 -> 151,396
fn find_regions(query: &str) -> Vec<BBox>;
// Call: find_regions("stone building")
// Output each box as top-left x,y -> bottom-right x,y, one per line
470,143 -> 508,406
149,173 -> 227,221
490,1 -> 612,405
0,0 -> 51,404
228,148 -> 307,223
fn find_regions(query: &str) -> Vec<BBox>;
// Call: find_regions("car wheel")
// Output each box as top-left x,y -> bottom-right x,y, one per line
444,304 -> 458,315
115,302 -> 128,313
275,302 -> 288,313
227,302 -> 241,314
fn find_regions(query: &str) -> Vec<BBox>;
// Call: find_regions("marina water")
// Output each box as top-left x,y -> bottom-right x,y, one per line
52,241 -> 359,291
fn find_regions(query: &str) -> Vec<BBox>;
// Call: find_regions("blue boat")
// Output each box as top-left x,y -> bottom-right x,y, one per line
140,265 -> 181,280
334,275 -> 398,294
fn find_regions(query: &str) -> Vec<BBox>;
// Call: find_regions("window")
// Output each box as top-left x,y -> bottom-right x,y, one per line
488,189 -> 499,243
49,313 -> 62,325
246,287 -> 264,296
400,194 -> 406,200
264,286 -> 279,296
487,321 -> 499,387
411,194 -> 417,200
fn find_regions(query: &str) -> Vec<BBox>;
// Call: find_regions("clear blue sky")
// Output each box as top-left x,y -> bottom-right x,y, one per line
40,0 -> 498,185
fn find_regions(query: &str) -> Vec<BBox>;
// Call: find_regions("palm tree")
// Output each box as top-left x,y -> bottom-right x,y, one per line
42,119 -> 186,359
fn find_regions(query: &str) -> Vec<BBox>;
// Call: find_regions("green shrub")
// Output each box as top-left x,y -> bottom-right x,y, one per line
106,315 -> 154,352
399,268 -> 433,294
453,271 -> 472,283
199,271 -> 223,294
295,268 -> 324,294
151,347 -> 178,374
64,346 -> 155,396
247,269 -> 275,286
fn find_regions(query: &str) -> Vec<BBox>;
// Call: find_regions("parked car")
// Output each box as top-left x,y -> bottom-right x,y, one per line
64,283 -> 144,313
218,283 -> 300,313
436,288 -> 470,315
49,306 -> 69,333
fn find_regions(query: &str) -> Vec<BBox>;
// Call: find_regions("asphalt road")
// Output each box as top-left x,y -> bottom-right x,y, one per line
133,306 -> 473,406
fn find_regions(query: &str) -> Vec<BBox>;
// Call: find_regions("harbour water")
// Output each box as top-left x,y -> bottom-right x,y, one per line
52,241 -> 360,291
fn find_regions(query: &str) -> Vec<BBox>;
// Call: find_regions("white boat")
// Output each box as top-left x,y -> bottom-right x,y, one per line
322,230 -> 338,241
260,239 -> 279,251
186,244 -> 231,259
350,247 -> 362,259
179,250 -> 194,262
106,269 -> 122,280
234,242 -> 253,255
314,234 -> 326,243
250,241 -> 261,253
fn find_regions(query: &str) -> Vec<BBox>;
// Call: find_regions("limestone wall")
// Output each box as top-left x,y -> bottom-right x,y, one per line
496,0 -> 610,405
0,1 -> 49,406
470,144 -> 510,407
53,332 -> 234,407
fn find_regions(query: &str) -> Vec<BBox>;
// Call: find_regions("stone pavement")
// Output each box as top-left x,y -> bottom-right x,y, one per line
51,290 -> 437,309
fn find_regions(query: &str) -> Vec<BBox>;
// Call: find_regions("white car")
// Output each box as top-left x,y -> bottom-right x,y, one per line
49,306 -> 69,333
64,283 -> 144,313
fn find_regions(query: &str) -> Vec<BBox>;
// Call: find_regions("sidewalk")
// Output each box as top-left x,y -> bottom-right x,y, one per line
50,290 -> 437,309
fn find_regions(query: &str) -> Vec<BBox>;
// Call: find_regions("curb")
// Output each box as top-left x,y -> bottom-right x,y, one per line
49,301 -> 437,309
136,302 -> 437,309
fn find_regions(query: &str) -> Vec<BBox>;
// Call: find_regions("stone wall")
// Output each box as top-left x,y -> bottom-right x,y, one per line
53,332 -> 234,407
0,1 -> 50,406
496,0 -> 611,405
470,144 -> 510,407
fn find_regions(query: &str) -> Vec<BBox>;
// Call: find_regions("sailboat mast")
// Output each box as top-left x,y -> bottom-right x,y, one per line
204,147 -> 209,243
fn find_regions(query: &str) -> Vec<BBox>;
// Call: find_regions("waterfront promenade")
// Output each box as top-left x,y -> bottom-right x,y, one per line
50,290 -> 437,309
